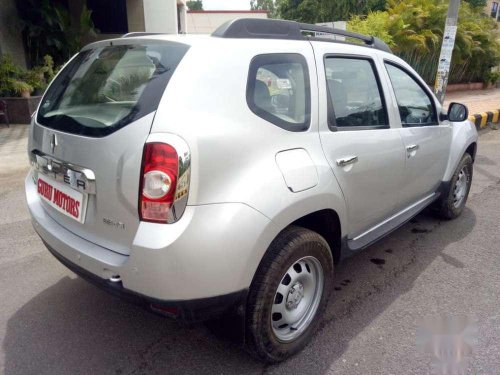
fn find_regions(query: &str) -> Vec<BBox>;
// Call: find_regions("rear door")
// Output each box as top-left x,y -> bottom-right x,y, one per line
30,39 -> 189,255
381,60 -> 451,206
312,42 -> 407,239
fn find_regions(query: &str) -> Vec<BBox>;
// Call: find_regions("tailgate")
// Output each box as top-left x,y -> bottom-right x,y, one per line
29,39 -> 189,255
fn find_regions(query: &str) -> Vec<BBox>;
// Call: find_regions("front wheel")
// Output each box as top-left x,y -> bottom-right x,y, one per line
245,226 -> 333,363
434,153 -> 473,219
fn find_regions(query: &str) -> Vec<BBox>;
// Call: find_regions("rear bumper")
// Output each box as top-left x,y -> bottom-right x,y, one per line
26,170 -> 278,317
44,240 -> 247,322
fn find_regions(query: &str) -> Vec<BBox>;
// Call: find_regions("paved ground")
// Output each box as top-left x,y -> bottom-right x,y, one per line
444,88 -> 500,115
1,125 -> 500,374
0,125 -> 29,177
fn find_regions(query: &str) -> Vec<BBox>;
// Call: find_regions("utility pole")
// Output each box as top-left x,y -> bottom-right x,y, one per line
434,0 -> 460,104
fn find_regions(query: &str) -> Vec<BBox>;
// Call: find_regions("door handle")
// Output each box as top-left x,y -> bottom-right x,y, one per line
406,144 -> 419,152
336,156 -> 358,167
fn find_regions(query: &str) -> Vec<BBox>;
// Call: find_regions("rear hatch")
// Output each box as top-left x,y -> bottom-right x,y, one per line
30,38 -> 189,255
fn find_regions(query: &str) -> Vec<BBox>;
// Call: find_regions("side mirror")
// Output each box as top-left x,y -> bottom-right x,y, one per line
447,102 -> 469,122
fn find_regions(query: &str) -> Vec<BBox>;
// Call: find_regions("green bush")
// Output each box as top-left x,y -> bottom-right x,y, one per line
348,0 -> 500,84
278,0 -> 387,23
186,0 -> 203,10
11,80 -> 34,96
0,54 -> 57,97
485,70 -> 500,85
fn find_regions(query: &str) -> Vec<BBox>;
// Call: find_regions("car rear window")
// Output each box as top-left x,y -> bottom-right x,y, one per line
247,53 -> 311,132
37,41 -> 189,137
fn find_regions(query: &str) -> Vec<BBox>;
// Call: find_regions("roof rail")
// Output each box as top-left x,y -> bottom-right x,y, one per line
212,18 -> 392,54
121,32 -> 164,38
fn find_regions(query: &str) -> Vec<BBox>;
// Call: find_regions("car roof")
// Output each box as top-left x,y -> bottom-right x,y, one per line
86,18 -> 392,55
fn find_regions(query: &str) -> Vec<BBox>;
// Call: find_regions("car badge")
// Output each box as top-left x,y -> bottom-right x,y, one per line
50,133 -> 58,154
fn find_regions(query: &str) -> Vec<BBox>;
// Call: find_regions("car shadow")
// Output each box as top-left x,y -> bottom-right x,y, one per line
3,208 -> 476,374
265,206 -> 477,373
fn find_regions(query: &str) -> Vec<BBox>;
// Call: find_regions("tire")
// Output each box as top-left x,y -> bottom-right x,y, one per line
434,153 -> 473,220
245,226 -> 334,363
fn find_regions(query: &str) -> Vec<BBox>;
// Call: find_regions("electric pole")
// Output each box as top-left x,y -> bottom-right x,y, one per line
434,0 -> 460,104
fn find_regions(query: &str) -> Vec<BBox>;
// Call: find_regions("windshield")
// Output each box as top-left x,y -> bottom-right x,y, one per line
37,41 -> 189,137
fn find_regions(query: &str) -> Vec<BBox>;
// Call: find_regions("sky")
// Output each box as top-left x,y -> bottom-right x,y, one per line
202,0 -> 251,10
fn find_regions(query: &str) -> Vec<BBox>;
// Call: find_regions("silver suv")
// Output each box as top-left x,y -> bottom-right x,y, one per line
25,19 -> 478,362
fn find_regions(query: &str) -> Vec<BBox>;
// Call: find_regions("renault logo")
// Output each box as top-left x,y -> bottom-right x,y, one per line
50,134 -> 58,154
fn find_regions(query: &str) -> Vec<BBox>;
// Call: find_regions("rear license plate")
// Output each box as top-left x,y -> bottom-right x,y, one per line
37,174 -> 87,223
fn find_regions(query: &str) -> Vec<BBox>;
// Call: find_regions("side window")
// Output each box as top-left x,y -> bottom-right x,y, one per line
247,53 -> 310,132
385,63 -> 438,127
325,57 -> 388,130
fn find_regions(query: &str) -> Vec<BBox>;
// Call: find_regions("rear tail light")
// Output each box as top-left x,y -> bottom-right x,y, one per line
139,141 -> 190,223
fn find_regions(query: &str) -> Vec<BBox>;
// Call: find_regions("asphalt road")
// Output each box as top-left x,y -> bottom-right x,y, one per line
1,126 -> 500,374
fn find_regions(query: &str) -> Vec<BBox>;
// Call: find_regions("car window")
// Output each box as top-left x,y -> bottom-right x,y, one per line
247,54 -> 310,132
325,57 -> 388,130
385,62 -> 438,127
37,41 -> 189,137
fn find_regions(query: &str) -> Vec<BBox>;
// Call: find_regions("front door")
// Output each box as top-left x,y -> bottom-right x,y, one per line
313,44 -> 406,239
382,61 -> 451,207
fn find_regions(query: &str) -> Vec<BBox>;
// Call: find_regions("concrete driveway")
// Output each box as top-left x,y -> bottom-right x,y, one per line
1,125 -> 500,374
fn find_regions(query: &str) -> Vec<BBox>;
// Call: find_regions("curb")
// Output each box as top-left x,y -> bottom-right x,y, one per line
468,110 -> 500,130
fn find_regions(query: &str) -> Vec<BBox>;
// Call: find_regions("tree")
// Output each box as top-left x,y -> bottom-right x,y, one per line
278,0 -> 326,23
278,0 -> 386,23
16,0 -> 98,67
250,0 -> 278,18
186,1 -> 203,10
348,0 -> 500,84
464,0 -> 487,8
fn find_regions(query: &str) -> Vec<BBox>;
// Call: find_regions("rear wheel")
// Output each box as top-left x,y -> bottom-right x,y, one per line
434,153 -> 473,219
245,226 -> 333,363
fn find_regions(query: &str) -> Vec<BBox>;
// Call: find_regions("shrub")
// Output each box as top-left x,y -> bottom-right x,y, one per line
16,0 -> 98,67
485,70 -> 500,85
0,54 -> 58,97
11,80 -> 34,96
348,0 -> 500,84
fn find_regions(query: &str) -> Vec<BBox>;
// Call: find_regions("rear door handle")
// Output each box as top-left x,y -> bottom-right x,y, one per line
336,156 -> 358,167
406,144 -> 419,152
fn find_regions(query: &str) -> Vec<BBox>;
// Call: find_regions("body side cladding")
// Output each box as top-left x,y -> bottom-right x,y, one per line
340,191 -> 442,259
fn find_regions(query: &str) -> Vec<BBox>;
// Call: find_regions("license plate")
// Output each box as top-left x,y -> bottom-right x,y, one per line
37,174 -> 87,223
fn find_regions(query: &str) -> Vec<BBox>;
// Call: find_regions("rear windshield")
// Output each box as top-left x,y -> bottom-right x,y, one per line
37,41 -> 189,137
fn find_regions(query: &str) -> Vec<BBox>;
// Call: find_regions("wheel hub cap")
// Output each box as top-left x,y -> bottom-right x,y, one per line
286,282 -> 304,310
271,256 -> 324,342
453,167 -> 469,208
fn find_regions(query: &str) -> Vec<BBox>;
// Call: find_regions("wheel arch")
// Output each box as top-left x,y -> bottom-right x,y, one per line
290,209 -> 342,264
465,141 -> 477,161
252,207 -> 343,280
443,121 -> 478,181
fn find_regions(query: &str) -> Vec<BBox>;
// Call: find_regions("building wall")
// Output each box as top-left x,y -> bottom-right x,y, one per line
143,0 -> 179,33
126,0 -> 146,32
186,10 -> 268,34
72,0 -> 182,41
0,0 -> 26,67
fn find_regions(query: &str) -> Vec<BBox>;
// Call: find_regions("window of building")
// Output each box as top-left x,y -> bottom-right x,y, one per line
325,57 -> 388,130
247,54 -> 311,132
87,0 -> 128,34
